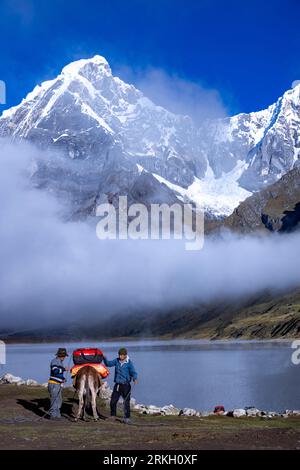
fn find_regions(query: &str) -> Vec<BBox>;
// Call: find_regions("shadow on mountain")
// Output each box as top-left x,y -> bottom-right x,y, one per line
279,202 -> 300,233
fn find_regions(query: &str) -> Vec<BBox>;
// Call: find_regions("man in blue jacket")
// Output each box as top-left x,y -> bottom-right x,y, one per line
103,347 -> 138,424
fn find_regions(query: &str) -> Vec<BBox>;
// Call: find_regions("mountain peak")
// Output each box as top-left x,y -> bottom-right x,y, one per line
1,55 -> 300,219
61,55 -> 111,78
283,81 -> 300,105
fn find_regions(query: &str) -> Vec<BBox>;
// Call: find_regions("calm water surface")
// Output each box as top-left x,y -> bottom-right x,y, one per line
1,340 -> 299,412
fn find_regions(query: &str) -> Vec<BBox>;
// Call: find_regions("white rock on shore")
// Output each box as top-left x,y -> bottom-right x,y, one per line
266,411 -> 279,418
134,404 -> 181,416
24,379 -> 40,386
98,381 -> 112,400
232,409 -> 247,418
0,373 -> 24,384
245,407 -> 261,417
0,373 -> 43,387
282,410 -> 300,417
179,408 -> 199,417
134,404 -> 163,415
161,404 -> 180,416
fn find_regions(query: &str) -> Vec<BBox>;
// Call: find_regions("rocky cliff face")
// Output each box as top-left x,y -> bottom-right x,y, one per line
222,166 -> 300,233
1,55 -> 300,218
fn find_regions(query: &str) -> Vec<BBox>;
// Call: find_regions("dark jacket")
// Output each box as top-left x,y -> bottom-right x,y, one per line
48,357 -> 66,384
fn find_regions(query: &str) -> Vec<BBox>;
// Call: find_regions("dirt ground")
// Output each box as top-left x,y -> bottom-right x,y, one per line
0,384 -> 299,450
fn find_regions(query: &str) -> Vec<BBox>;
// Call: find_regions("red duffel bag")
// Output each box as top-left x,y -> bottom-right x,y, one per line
73,348 -> 103,365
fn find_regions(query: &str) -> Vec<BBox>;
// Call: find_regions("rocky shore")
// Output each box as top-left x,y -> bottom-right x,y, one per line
1,372 -> 299,420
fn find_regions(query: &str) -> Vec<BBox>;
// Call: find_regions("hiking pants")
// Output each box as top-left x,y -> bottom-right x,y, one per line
110,383 -> 131,418
48,383 -> 62,418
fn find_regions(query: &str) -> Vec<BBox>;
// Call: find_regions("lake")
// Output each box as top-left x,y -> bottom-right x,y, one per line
1,340 -> 299,412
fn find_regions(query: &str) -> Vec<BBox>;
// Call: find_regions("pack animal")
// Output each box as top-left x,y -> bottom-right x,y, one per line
74,365 -> 102,421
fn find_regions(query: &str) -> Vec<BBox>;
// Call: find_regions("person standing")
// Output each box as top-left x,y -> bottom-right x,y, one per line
47,347 -> 69,420
103,347 -> 138,424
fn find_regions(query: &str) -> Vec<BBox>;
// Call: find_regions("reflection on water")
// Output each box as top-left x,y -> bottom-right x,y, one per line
2,340 -> 299,412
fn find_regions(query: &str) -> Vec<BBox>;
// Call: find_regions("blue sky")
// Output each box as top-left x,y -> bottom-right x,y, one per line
0,0 -> 299,117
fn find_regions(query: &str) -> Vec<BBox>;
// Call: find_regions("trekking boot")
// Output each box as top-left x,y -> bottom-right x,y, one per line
50,416 -> 62,421
106,416 -> 117,422
122,418 -> 131,425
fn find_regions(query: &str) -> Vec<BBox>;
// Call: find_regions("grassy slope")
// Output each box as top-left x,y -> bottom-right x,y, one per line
162,289 -> 300,340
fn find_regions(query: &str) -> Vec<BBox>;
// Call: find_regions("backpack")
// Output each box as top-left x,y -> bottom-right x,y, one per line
73,348 -> 103,365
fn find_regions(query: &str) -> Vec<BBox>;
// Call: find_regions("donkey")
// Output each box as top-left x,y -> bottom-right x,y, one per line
74,365 -> 102,421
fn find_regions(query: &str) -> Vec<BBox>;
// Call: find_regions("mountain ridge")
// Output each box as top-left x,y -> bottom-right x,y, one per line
1,54 -> 300,219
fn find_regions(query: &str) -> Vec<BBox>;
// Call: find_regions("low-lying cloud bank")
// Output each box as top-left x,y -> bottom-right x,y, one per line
1,140 -> 300,331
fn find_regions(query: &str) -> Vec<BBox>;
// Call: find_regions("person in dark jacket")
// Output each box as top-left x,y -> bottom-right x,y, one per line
48,348 -> 69,420
103,347 -> 138,424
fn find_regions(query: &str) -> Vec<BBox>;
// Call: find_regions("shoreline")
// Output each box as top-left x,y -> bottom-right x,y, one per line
1,372 -> 299,419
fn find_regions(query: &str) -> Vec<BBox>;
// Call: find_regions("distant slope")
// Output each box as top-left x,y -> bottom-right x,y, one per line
179,289 -> 300,340
2,288 -> 300,342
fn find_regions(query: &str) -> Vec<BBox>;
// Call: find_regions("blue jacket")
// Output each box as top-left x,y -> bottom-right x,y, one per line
103,356 -> 138,384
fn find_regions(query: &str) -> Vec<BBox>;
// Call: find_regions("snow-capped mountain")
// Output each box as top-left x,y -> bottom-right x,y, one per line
203,85 -> 300,192
0,55 -> 299,218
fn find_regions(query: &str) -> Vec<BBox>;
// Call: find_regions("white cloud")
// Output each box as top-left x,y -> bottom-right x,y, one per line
115,65 -> 228,124
1,140 -> 300,331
